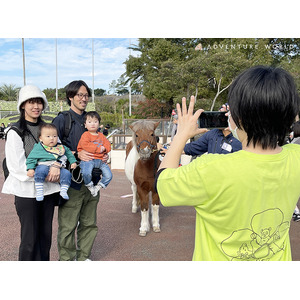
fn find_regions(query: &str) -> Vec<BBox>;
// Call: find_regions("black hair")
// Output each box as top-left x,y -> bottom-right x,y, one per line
228,65 -> 300,149
39,123 -> 58,137
292,121 -> 300,138
18,98 -> 45,132
65,80 -> 91,106
84,111 -> 101,123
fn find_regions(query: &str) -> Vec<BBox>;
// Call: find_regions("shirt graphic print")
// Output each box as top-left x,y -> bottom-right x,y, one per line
220,208 -> 290,261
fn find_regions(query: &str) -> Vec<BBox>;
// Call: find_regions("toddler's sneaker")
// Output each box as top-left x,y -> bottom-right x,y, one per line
85,182 -> 97,197
93,185 -> 101,195
94,181 -> 106,194
293,213 -> 300,222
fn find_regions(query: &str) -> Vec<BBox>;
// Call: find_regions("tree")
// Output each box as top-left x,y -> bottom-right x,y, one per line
134,98 -> 168,119
109,75 -> 129,95
0,84 -> 20,101
267,38 -> 300,64
125,38 -> 202,102
94,88 -> 106,96
43,88 -> 66,101
125,38 -> 296,111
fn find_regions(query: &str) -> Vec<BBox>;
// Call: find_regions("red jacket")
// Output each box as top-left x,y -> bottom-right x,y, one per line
77,131 -> 111,160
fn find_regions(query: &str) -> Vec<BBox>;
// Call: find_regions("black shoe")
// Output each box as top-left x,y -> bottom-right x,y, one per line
293,213 -> 300,222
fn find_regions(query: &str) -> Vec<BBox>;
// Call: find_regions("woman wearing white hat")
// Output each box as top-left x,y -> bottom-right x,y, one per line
2,85 -> 60,261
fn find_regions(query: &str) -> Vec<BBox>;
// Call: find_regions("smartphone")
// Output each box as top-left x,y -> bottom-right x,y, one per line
198,111 -> 228,129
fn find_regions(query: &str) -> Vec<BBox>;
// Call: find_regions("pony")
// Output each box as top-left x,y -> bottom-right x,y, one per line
125,120 -> 162,236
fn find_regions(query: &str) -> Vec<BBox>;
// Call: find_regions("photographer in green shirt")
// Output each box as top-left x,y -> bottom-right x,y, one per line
156,66 -> 300,261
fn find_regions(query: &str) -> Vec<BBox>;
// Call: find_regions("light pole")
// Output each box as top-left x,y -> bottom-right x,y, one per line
92,39 -> 95,103
128,38 -> 132,116
55,38 -> 58,101
22,38 -> 26,86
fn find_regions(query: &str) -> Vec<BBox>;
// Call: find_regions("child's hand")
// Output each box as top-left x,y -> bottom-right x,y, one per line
27,169 -> 35,177
100,146 -> 106,153
70,163 -> 77,169
102,153 -> 109,163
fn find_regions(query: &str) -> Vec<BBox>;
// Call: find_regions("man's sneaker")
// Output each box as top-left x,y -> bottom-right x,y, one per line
293,213 -> 300,222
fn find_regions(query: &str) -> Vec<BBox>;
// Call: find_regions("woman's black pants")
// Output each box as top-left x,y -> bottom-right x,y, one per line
14,193 -> 58,261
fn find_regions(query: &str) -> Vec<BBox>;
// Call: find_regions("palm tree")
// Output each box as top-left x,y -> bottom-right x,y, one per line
0,84 -> 20,101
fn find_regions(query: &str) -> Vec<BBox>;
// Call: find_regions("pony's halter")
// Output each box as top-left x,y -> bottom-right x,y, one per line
136,139 -> 157,153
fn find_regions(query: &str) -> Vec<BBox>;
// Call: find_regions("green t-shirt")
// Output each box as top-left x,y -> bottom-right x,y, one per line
157,144 -> 300,261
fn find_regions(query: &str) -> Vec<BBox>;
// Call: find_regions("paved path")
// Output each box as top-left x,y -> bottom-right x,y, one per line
0,138 -> 300,261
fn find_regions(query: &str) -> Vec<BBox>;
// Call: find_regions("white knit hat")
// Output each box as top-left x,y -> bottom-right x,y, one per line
18,85 -> 48,112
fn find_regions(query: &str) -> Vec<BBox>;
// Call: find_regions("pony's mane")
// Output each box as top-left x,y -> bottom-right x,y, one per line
130,120 -> 157,145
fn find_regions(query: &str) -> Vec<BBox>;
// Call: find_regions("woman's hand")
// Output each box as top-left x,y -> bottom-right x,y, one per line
176,96 -> 208,140
158,96 -> 208,170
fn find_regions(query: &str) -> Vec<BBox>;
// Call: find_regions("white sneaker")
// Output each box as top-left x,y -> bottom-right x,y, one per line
86,183 -> 97,196
94,184 -> 102,195
85,258 -> 92,261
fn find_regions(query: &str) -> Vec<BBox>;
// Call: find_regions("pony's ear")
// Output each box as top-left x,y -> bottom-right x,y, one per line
154,121 -> 160,130
129,121 -> 138,131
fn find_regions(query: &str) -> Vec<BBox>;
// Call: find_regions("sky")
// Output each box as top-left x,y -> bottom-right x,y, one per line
0,38 -> 139,93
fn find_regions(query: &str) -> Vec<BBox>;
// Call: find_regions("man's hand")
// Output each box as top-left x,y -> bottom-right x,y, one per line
46,165 -> 60,182
78,149 -> 94,162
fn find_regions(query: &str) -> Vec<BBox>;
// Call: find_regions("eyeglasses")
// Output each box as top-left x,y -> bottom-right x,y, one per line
76,93 -> 89,99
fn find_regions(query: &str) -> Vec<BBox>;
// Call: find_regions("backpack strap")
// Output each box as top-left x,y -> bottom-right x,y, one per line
3,125 -> 24,179
57,111 -> 73,145
5,125 -> 24,142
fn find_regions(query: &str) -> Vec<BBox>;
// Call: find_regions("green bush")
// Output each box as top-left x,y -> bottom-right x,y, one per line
98,112 -> 123,129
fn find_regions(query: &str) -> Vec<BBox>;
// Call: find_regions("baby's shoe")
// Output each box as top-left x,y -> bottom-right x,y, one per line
60,184 -> 70,200
36,195 -> 44,201
60,191 -> 69,200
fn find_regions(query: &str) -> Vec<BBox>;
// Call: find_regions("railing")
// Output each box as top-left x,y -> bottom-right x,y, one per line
110,118 -> 173,150
111,134 -> 169,150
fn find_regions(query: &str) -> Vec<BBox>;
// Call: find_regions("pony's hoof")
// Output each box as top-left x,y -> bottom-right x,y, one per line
153,226 -> 161,233
132,207 -> 138,213
139,231 -> 147,237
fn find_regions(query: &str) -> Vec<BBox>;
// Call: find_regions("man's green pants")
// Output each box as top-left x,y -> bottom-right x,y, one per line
57,184 -> 99,261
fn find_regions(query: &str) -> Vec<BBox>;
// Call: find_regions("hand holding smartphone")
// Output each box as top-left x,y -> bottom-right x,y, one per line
198,111 -> 228,129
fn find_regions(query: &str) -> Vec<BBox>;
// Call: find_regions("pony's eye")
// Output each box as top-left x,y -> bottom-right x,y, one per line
136,134 -> 138,138
151,133 -> 154,136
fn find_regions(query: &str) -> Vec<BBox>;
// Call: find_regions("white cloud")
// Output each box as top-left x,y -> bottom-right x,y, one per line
0,38 -> 138,92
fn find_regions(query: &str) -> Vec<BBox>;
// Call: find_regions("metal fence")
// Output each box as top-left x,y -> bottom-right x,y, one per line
111,118 -> 173,150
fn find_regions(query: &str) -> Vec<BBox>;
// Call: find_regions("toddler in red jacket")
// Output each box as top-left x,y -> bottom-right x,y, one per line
77,111 -> 113,196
